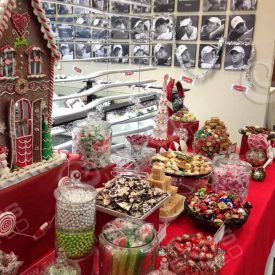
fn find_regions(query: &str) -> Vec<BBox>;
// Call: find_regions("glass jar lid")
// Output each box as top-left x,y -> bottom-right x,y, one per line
54,183 -> 97,205
215,153 -> 252,171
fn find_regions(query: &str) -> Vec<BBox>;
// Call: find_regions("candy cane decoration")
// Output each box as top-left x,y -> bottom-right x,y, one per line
0,0 -> 16,38
48,57 -> 55,127
31,0 -> 60,60
0,212 -> 16,237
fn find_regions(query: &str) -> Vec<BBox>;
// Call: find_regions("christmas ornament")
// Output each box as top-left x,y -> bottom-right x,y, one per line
251,167 -> 266,182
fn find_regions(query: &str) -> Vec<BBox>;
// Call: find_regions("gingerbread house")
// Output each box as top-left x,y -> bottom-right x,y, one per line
0,0 -> 60,168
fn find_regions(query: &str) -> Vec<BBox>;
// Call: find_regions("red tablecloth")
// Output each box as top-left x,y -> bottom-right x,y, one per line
0,162 -> 68,271
161,163 -> 275,275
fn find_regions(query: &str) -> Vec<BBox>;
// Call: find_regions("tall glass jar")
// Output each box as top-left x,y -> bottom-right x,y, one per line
54,183 -> 97,259
213,154 -> 252,200
99,218 -> 158,275
72,113 -> 112,170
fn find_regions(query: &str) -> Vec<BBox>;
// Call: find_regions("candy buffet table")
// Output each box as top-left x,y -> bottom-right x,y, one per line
162,162 -> 275,275
16,160 -> 275,275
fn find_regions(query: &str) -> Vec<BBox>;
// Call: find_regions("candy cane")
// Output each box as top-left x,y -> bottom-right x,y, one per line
0,212 -> 16,237
48,57 -> 54,127
31,0 -> 60,60
0,0 -> 16,38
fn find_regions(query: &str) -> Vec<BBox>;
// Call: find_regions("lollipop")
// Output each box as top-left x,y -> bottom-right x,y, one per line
0,212 -> 16,237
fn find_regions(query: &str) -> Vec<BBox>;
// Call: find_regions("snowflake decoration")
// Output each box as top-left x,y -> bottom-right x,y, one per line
0,122 -> 6,134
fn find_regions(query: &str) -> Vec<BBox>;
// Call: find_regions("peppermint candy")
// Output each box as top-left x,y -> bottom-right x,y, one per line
0,212 -> 16,237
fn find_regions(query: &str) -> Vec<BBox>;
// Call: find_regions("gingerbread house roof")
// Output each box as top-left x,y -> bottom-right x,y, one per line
0,0 -> 60,59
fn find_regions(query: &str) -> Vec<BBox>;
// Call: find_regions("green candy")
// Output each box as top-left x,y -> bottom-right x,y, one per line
56,229 -> 94,258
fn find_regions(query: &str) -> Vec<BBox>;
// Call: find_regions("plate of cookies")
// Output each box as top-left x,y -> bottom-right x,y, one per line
151,151 -> 213,177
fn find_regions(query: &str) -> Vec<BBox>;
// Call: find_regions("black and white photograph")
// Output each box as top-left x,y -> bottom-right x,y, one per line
74,24 -> 91,39
131,18 -> 151,40
92,0 -> 108,11
92,18 -> 109,40
132,0 -> 152,13
57,0 -> 72,14
174,44 -> 196,68
57,17 -> 74,39
231,0 -> 257,10
177,0 -> 200,12
43,3 -> 56,15
111,17 -> 129,40
198,44 -> 222,69
154,0 -> 175,13
92,44 -> 111,62
152,43 -> 172,66
176,16 -> 198,41
153,16 -> 173,40
224,45 -> 252,70
111,44 -> 129,64
73,0 -> 90,14
203,0 -> 227,11
59,43 -> 74,60
75,14 -> 92,38
131,45 -> 150,65
200,15 -> 225,41
228,15 -> 255,42
111,1 -> 130,13
75,43 -> 91,59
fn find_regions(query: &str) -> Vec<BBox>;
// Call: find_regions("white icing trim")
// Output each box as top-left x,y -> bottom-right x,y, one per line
0,153 -> 67,189
27,74 -> 46,79
31,0 -> 60,60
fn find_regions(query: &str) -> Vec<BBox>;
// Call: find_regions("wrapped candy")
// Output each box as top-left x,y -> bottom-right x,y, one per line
0,250 -> 23,275
166,233 -> 224,275
213,154 -> 252,200
72,113 -> 112,170
193,129 -> 221,159
245,134 -> 269,167
54,183 -> 97,259
99,218 -> 158,275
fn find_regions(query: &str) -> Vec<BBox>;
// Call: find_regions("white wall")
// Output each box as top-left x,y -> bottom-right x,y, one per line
56,1 -> 275,144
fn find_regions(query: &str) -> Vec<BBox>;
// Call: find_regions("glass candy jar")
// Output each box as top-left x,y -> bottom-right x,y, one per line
99,218 -> 159,275
43,248 -> 81,275
72,113 -> 112,170
147,258 -> 176,275
213,154 -> 252,200
245,149 -> 267,167
126,134 -> 148,158
54,183 -> 97,259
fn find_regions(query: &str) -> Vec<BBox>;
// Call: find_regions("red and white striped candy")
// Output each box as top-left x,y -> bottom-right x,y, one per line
0,212 -> 16,237
58,176 -> 72,187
